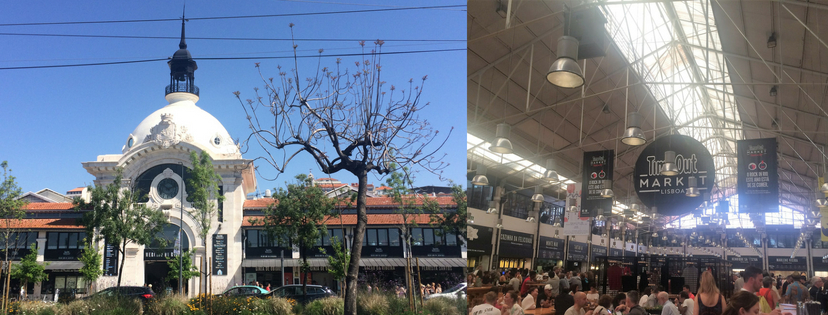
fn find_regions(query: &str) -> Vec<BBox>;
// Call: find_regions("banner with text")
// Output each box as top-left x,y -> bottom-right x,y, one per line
498,230 -> 534,258
737,138 -> 778,213
581,150 -> 614,217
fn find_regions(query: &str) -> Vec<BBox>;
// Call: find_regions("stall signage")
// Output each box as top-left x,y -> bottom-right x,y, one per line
466,224 -> 494,255
104,239 -> 118,276
625,250 -> 636,257
591,246 -> 608,260
45,248 -> 81,261
581,150 -> 614,217
729,256 -> 761,268
213,234 -> 227,276
610,248 -> 623,257
737,138 -> 779,213
568,241 -> 588,261
498,230 -> 534,258
538,236 -> 564,260
768,257 -> 806,270
634,135 -> 716,216
813,257 -> 828,271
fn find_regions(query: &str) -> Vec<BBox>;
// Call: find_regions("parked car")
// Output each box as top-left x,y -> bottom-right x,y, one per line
268,284 -> 336,304
83,286 -> 155,303
220,285 -> 269,297
424,282 -> 466,300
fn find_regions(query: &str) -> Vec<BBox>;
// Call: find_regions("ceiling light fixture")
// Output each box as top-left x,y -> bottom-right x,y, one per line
600,180 -> 614,198
544,159 -> 559,183
602,103 -> 611,114
546,36 -> 584,88
686,176 -> 700,197
621,112 -> 646,146
767,32 -> 777,48
532,185 -> 545,203
770,85 -> 777,97
489,123 -> 514,154
526,216 -> 536,223
661,151 -> 679,176
821,175 -> 828,194
486,200 -> 499,214
471,164 -> 489,186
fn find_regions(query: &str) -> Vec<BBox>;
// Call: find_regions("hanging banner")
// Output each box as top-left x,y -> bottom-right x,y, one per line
737,138 -> 778,213
538,236 -> 565,260
563,208 -> 590,236
822,207 -> 828,242
581,150 -> 614,217
213,234 -> 227,276
634,134 -> 715,216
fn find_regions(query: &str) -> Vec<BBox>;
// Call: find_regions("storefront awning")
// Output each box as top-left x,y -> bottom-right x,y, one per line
413,258 -> 466,268
359,258 -> 406,267
44,261 -> 84,270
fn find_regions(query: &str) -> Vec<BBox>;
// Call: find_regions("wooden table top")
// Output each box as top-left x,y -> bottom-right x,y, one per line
524,307 -> 555,315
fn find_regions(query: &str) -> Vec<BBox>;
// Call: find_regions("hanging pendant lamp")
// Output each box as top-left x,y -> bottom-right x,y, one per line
661,151 -> 679,176
600,180 -> 614,198
621,112 -> 646,146
820,173 -> 828,193
546,36 -> 584,89
489,123 -> 514,154
543,159 -> 559,183
531,185 -> 545,203
685,176 -> 700,197
472,164 -> 489,186
817,192 -> 828,208
486,200 -> 499,214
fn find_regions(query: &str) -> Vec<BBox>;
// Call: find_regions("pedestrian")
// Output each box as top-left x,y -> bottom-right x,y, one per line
470,291 -> 501,315
265,283 -> 271,291
694,270 -> 726,315
785,274 -> 808,303
502,290 -> 525,315
722,291 -> 759,315
436,284 -> 442,293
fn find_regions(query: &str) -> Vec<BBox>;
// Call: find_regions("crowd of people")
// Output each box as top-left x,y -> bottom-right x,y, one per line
470,264 -> 828,315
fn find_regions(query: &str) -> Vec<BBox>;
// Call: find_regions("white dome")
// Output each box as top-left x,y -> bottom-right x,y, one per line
123,92 -> 239,156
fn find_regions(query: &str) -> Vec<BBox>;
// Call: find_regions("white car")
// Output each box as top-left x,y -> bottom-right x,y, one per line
425,282 -> 467,300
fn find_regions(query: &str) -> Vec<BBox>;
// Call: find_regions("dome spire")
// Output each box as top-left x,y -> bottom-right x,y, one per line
179,5 -> 187,49
166,4 -> 199,97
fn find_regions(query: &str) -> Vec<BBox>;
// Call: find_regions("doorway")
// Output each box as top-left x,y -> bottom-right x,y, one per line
145,261 -> 177,295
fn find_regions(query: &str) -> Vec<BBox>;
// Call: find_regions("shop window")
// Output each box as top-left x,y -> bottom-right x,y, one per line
389,229 -> 400,246
246,230 -> 289,248
412,228 -> 423,246
499,258 -> 525,269
423,229 -> 434,246
47,232 -> 87,250
0,232 -> 37,249
467,182 -> 494,210
378,229 -> 388,246
367,229 -> 378,246
446,233 -> 457,246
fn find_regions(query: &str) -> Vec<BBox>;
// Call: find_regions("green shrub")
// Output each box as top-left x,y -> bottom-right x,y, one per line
423,297 -> 460,315
357,293 -> 390,315
302,297 -> 343,315
387,295 -> 410,313
56,295 -> 142,315
145,293 -> 190,315
10,301 -> 58,315
250,297 -> 294,315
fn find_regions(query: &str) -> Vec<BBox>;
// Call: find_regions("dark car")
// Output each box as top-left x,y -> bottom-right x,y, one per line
83,286 -> 155,303
269,284 -> 336,304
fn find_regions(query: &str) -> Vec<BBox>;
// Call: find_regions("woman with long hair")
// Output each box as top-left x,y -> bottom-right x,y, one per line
502,290 -> 525,315
722,291 -> 760,315
694,270 -> 727,315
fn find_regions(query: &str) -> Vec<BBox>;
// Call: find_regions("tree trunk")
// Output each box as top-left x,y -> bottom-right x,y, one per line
117,240 -> 127,287
343,171 -> 368,315
301,244 -> 308,302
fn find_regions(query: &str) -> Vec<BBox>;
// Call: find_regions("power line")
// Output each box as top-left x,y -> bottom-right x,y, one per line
0,5 -> 465,27
0,48 -> 464,70
0,32 -> 464,42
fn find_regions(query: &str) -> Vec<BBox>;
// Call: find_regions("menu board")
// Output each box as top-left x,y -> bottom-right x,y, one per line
581,150 -> 614,217
537,236 -> 564,260
213,234 -> 227,276
104,239 -> 118,276
498,230 -> 534,258
591,246 -> 608,260
737,138 -> 778,213
568,241 -> 588,261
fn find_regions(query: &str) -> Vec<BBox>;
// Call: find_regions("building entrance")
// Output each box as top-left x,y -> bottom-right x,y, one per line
145,261 -> 175,294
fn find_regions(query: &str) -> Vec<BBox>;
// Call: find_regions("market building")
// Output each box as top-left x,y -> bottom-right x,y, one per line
1,21 -> 464,300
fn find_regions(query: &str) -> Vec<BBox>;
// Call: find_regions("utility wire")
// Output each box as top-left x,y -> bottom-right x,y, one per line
0,48 -> 464,70
0,32 -> 464,42
0,5 -> 465,27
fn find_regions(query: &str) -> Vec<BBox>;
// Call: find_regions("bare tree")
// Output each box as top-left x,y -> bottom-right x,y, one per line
234,25 -> 451,315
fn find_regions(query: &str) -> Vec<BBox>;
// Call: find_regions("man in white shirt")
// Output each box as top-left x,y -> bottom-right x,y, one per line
677,292 -> 693,315
658,292 -> 680,315
471,292 -> 501,315
509,271 -> 522,292
566,292 -> 594,315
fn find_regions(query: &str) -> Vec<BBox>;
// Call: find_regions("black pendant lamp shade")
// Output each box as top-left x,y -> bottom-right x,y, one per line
167,18 -> 199,96
489,123 -> 514,154
621,112 -> 646,146
546,36 -> 584,89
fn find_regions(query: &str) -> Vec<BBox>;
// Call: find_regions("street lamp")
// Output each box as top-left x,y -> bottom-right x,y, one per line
178,162 -> 184,294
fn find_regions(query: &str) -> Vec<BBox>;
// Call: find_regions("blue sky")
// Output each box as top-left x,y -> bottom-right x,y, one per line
0,1 -> 466,195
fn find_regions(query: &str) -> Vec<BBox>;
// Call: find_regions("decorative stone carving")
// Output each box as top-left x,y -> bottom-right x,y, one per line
162,168 -> 176,179
143,114 -> 193,148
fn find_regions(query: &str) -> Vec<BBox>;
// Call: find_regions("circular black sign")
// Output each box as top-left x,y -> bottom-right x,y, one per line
634,134 -> 715,216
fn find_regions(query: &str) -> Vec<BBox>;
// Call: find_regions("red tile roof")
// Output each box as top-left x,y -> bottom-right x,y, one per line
318,183 -> 348,188
242,214 -> 441,227
315,178 -> 337,181
1,218 -> 83,230
374,186 -> 392,190
23,203 -> 75,211
67,187 -> 85,193
243,196 -> 456,209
